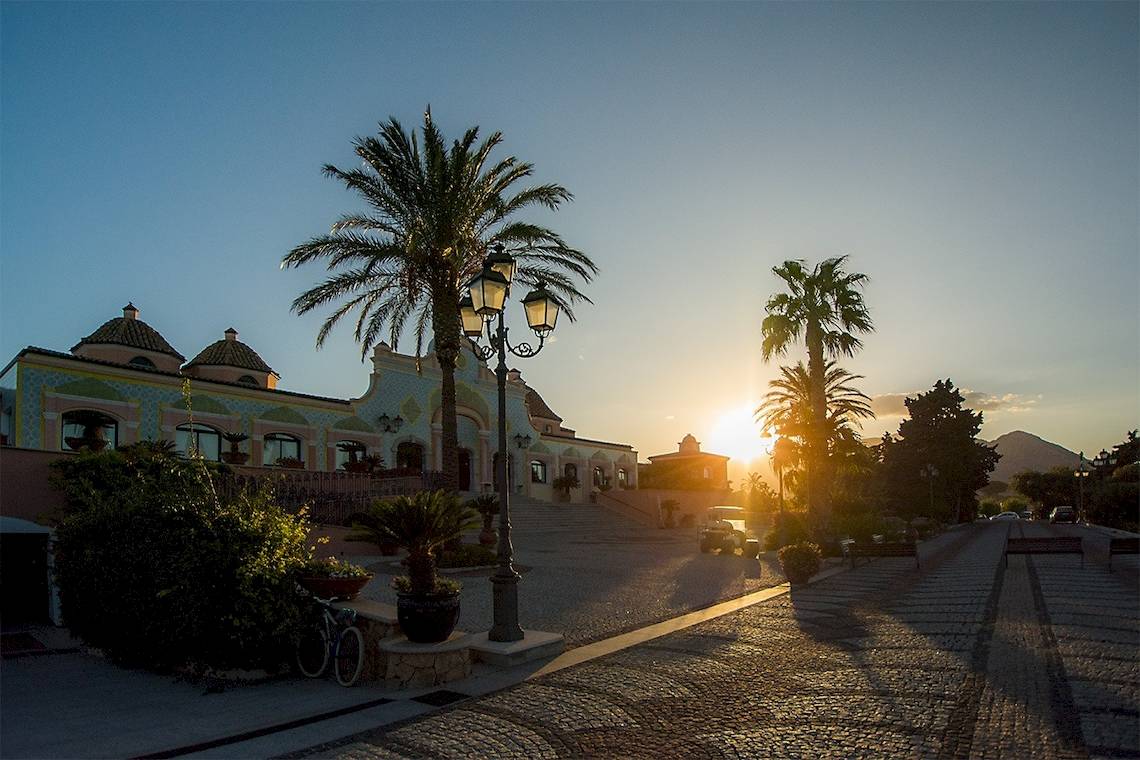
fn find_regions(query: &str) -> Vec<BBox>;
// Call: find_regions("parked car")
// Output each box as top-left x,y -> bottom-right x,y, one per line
1019,510 -> 1033,520
990,511 -> 1021,521
1049,505 -> 1077,524
699,506 -> 758,557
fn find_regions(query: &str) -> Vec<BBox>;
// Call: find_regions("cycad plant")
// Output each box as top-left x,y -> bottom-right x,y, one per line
283,109 -> 597,490
348,490 -> 478,596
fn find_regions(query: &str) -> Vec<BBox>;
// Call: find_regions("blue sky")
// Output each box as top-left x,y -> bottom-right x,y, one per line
2,1 -> 1136,477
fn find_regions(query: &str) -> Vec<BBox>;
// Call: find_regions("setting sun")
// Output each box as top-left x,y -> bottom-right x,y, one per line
706,404 -> 775,464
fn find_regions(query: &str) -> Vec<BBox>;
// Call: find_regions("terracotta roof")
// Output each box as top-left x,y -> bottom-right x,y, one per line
71,309 -> 185,360
524,384 -> 562,422
186,330 -> 274,374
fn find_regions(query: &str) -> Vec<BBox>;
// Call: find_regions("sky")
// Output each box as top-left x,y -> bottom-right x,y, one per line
2,1 -> 1137,484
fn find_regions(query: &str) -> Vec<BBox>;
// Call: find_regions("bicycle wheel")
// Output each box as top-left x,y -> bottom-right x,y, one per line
296,624 -> 329,678
334,625 -> 365,687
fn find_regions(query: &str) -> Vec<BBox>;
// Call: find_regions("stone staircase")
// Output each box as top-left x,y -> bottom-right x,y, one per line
502,496 -> 643,535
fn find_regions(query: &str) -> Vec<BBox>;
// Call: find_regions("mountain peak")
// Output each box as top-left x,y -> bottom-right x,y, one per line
987,430 -> 1080,483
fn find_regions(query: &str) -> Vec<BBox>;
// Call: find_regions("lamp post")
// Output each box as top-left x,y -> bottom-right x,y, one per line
771,436 -> 795,548
919,464 -> 940,522
462,245 -> 560,643
1074,452 -> 1091,522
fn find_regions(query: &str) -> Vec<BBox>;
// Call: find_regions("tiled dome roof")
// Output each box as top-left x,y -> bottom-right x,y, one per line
186,328 -> 273,373
71,303 -> 185,360
524,384 -> 562,422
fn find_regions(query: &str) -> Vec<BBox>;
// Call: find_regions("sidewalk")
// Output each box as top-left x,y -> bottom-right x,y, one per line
288,522 -> 1138,759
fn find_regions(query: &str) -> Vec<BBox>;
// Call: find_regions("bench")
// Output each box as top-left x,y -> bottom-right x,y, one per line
1109,538 -> 1139,570
849,542 -> 920,570
1004,537 -> 1083,568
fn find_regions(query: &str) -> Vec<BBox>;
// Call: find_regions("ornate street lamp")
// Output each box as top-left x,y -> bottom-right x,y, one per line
1074,452 -> 1091,521
464,248 -> 560,643
378,414 -> 403,433
514,433 -> 532,449
919,464 -> 940,521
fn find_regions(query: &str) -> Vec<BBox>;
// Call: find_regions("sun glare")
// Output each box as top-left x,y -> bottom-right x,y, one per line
707,404 -> 774,464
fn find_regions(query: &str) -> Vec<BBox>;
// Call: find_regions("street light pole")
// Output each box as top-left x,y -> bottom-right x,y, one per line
920,464 -> 940,521
461,246 -> 561,644
1074,451 -> 1091,522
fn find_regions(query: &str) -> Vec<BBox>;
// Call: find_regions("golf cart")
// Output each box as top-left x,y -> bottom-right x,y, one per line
699,506 -> 759,558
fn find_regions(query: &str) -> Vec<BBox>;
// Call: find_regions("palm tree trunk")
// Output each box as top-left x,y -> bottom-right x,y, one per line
431,288 -> 461,492
805,322 -> 829,523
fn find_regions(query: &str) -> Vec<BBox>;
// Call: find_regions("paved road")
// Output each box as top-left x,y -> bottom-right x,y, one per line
299,522 -> 1139,759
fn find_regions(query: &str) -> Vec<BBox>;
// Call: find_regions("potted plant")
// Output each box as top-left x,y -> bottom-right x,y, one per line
64,410 -> 115,452
661,499 -> 680,529
338,442 -> 371,473
778,541 -> 822,586
552,474 -> 579,503
347,490 -> 478,643
297,556 -> 373,600
276,456 -> 305,469
467,494 -> 500,547
221,432 -> 249,465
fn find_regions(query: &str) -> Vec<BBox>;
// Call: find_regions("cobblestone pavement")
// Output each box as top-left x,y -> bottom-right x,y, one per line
294,521 -> 1139,759
359,501 -> 790,646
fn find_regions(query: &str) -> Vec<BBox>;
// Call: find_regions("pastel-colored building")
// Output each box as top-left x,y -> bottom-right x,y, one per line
638,433 -> 729,490
0,303 -> 637,501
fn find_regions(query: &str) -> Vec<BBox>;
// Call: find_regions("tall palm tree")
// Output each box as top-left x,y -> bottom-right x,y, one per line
760,257 -> 873,517
282,109 -> 597,489
756,361 -> 874,443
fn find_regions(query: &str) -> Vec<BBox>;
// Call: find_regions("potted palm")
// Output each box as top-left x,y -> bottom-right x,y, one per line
552,474 -> 579,503
348,490 -> 478,643
221,432 -> 249,465
467,494 -> 499,547
64,410 -> 115,452
337,442 -> 371,473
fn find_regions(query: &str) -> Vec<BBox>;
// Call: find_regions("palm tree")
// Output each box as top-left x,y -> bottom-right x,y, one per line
282,109 -> 597,489
760,257 -> 873,516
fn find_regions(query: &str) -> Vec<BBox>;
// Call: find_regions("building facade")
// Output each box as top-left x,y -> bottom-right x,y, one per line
638,433 -> 730,490
0,304 -> 637,502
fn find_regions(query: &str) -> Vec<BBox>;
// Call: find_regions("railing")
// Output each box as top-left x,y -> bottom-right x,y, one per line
217,468 -> 444,526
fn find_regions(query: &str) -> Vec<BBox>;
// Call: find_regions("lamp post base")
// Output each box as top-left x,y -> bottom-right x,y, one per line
489,570 -> 524,642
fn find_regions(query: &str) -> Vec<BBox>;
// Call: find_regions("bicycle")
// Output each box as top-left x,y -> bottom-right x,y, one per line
295,596 -> 366,687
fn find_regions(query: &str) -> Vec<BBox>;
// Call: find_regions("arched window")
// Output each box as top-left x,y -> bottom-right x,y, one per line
396,441 -> 424,473
176,423 -> 221,461
593,466 -> 604,487
237,375 -> 258,387
61,410 -> 118,451
702,466 -> 711,479
617,468 -> 628,486
530,460 -> 547,484
128,356 -> 156,369
335,440 -> 366,470
263,433 -> 301,465
544,424 -> 551,433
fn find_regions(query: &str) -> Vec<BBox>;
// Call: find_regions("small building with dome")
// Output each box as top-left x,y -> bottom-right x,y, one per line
0,302 -> 637,501
638,433 -> 729,490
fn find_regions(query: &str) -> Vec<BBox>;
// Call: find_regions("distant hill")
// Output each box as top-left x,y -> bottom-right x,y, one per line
985,430 -> 1081,484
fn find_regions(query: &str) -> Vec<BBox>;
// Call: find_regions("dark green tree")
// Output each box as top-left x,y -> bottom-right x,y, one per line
283,109 -> 597,489
880,379 -> 1000,523
760,257 -> 873,521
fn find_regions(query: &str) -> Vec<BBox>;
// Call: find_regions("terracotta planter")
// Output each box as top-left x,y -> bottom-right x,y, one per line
478,528 -> 497,547
221,451 -> 249,465
65,436 -> 107,452
397,591 -> 461,643
299,574 -> 372,600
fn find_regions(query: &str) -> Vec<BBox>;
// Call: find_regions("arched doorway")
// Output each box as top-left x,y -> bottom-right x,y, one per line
396,441 -> 425,473
458,449 -> 472,491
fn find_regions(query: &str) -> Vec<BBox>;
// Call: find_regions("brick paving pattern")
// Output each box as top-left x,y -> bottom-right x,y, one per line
296,523 -> 1139,759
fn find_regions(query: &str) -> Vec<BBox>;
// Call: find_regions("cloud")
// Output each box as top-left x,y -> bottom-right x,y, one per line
665,414 -> 675,420
870,390 -> 1041,418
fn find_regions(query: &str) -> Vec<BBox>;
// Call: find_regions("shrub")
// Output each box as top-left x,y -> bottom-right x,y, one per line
832,511 -> 884,543
437,542 -> 497,569
51,450 -> 310,672
764,512 -> 811,550
300,556 -> 370,578
778,542 -> 821,582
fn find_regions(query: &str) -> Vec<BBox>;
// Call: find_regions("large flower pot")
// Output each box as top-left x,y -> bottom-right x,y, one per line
299,574 -> 372,600
221,451 -> 249,465
397,591 -> 461,643
65,436 -> 107,452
